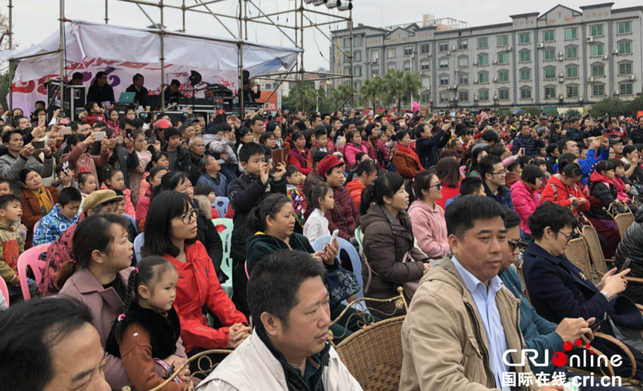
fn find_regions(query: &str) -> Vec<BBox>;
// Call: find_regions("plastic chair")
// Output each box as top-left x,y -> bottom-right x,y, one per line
354,226 -> 364,256
0,276 -> 9,307
17,243 -> 50,300
124,213 -> 138,235
213,218 -> 234,298
313,236 -> 365,300
214,197 -> 230,219
134,233 -> 145,262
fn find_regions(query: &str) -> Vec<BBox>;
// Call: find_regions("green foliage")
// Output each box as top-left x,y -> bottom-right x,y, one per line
359,75 -> 385,111
563,109 -> 582,118
589,96 -> 643,118
382,69 -> 422,111
0,71 -> 10,109
522,106 -> 544,117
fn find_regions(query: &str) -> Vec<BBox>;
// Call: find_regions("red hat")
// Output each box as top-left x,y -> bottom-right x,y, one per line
316,155 -> 344,177
154,119 -> 173,130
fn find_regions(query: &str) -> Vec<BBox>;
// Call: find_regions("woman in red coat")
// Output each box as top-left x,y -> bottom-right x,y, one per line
142,191 -> 249,354
435,157 -> 460,210
288,131 -> 312,175
393,130 -> 424,180
541,160 -> 590,215
19,168 -> 60,248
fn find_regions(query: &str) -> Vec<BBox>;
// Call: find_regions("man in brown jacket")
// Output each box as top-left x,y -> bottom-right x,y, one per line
399,195 -> 560,391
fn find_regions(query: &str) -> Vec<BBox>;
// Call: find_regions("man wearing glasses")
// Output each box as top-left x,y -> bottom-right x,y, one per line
479,155 -> 514,211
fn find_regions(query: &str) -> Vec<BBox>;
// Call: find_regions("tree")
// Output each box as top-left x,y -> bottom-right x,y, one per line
359,75 -> 385,112
282,81 -> 318,114
383,69 -> 422,112
590,96 -> 643,118
329,82 -> 353,112
0,11 -> 13,108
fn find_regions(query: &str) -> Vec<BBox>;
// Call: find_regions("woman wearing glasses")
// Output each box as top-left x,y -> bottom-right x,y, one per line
408,170 -> 450,261
142,191 -> 249,357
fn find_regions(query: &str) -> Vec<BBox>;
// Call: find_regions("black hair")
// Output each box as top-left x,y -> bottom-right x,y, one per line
414,123 -> 429,139
2,129 -> 22,144
248,194 -> 292,233
133,73 -> 144,82
151,171 -> 191,200
72,72 -> 84,81
459,177 -> 483,196
546,143 -> 558,156
594,160 -> 615,174
285,165 -> 300,179
395,130 -> 412,142
0,297 -> 93,390
0,194 -> 21,210
170,79 -> 181,87
19,168 -> 39,185
266,121 -> 279,133
355,160 -> 377,178
436,157 -> 460,188
520,165 -> 544,185
445,195 -> 507,238
194,183 -> 215,197
310,183 -> 333,211
467,145 -> 491,175
504,210 -> 522,230
239,142 -> 266,164
84,101 -> 97,112
291,130 -> 305,144
558,139 -> 577,154
104,168 -> 123,187
58,187 -> 82,207
623,145 -> 638,158
408,170 -> 439,204
528,202 -> 578,240
478,155 -> 503,180
360,172 -> 405,215
56,214 -> 129,289
314,127 -> 328,139
259,131 -> 275,145
143,191 -> 196,258
147,150 -> 169,171
609,158 -> 624,169
247,250 -> 326,332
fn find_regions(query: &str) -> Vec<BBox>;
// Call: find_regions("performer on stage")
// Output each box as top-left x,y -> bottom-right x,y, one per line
87,71 -> 115,106
163,79 -> 185,106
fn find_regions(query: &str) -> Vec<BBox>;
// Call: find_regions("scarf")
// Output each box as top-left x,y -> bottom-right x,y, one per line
397,144 -> 424,171
33,186 -> 54,216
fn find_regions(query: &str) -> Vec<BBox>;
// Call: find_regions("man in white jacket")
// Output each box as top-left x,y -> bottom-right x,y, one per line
196,250 -> 362,391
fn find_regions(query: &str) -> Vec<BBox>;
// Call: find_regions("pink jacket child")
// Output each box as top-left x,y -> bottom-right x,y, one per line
343,142 -> 368,168
100,183 -> 135,219
510,180 -> 541,234
408,200 -> 450,259
614,176 -> 630,203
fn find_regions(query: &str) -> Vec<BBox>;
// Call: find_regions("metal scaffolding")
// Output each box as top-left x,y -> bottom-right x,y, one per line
6,0 -> 355,114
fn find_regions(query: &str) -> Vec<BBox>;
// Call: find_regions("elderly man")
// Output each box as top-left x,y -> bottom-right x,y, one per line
183,136 -> 206,185
197,155 -> 228,197
0,129 -> 54,194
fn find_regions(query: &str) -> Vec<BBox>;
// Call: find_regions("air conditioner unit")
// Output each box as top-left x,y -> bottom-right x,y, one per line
371,58 -> 378,64
586,36 -> 595,43
627,75 -> 636,81
536,43 -> 544,49
559,72 -> 564,78
588,77 -> 595,82
506,46 -> 512,51
447,51 -> 451,56
492,60 -> 498,65
456,68 -> 461,72
493,77 -> 498,82
452,84 -> 457,90
558,94 -> 564,100
613,49 -> 619,55
473,60 -> 478,66
559,78 -> 565,83
474,79 -> 479,84
474,95 -> 479,101
493,95 -> 498,100
451,46 -> 457,51
615,90 -> 620,95
602,55 -> 609,60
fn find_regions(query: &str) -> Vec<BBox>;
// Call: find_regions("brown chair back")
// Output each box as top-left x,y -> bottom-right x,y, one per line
565,237 -> 593,280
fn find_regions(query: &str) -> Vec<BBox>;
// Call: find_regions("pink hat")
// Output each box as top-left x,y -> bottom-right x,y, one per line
154,119 -> 173,129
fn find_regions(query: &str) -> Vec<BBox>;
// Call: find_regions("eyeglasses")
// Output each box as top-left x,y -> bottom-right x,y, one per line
508,240 -> 529,252
491,170 -> 507,176
429,182 -> 442,189
557,231 -> 573,243
179,209 -> 198,225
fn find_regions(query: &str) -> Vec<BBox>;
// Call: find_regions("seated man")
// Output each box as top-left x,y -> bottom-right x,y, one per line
524,202 -> 643,379
399,195 -> 554,391
0,297 -> 111,391
195,250 -> 362,391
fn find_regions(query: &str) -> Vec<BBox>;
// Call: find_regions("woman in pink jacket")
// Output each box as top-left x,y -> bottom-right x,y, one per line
343,130 -> 368,168
510,165 -> 544,237
407,170 -> 450,259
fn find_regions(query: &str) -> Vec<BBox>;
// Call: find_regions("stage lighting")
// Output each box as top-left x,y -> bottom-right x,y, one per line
304,0 -> 317,4
327,0 -> 340,8
312,0 -> 327,5
338,1 -> 353,11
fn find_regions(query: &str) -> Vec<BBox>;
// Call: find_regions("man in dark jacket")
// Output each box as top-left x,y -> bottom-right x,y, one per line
511,123 -> 540,157
415,122 -> 450,169
102,136 -> 140,187
125,73 -> 149,104
318,155 -> 359,241
161,127 -> 190,171
87,71 -> 115,105
228,142 -> 287,315
479,155 -> 514,211
630,116 -> 643,144
565,117 -> 586,142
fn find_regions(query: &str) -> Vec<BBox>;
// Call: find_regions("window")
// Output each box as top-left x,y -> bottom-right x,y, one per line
343,66 -> 350,75
354,81 -> 361,91
619,41 -> 632,54
478,90 -> 489,101
497,35 -> 509,47
440,76 -> 449,86
422,76 -> 431,88
520,68 -> 531,81
520,86 -> 532,99
620,83 -> 633,95
478,54 -> 489,66
354,66 -> 362,77
387,48 -> 396,59
518,32 -> 530,44
619,62 -> 632,75
439,58 -> 449,70
590,24 -> 604,37
498,70 -> 509,82
498,53 -> 509,65
544,87 -> 557,99
543,30 -> 555,42
369,49 -> 380,61
591,44 -> 604,57
566,46 -> 578,59
421,92 -> 431,102
520,50 -> 531,63
420,59 -> 430,71
420,44 -> 431,54
544,68 -> 556,79
458,57 -> 469,67
343,38 -> 350,48
458,91 -> 469,101
618,21 -> 632,34
566,65 -> 579,78
371,66 -> 379,76
387,62 -> 396,71
477,37 -> 488,49
592,84 -> 605,97
459,74 -> 469,84
565,27 -> 578,40
404,46 -> 413,56
403,61 -> 411,72
592,64 -> 605,76
498,89 -> 510,100
439,93 -> 449,103
544,48 -> 556,61
354,51 -> 362,62
439,42 -> 449,52
567,85 -> 579,98
354,35 -> 363,46
459,40 -> 468,50
478,72 -> 489,83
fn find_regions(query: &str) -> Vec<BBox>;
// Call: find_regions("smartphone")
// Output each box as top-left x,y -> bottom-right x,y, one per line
590,317 -> 607,332
93,131 -> 106,141
330,229 -> 339,244
60,126 -> 73,135
271,149 -> 284,167
38,116 -> 46,127
32,140 -> 45,149
146,137 -> 156,145
620,259 -> 631,272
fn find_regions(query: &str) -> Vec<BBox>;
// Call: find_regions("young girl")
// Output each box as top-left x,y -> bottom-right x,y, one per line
136,166 -> 168,232
611,158 -> 632,205
102,169 -> 135,218
194,183 -> 220,220
107,109 -> 121,136
303,183 -> 334,243
106,257 -> 191,391
129,131 -> 152,206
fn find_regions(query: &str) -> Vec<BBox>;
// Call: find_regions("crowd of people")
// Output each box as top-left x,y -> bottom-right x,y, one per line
0,97 -> 643,391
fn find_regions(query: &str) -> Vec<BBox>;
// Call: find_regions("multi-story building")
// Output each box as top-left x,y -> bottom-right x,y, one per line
330,3 -> 643,110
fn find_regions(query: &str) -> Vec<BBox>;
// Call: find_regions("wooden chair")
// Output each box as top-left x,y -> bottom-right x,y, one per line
615,212 -> 635,239
564,237 -> 593,281
335,316 -> 406,391
120,349 -> 233,391
581,225 -> 611,277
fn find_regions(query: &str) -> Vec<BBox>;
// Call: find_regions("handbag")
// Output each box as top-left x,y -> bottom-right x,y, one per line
401,252 -> 419,299
324,265 -> 360,306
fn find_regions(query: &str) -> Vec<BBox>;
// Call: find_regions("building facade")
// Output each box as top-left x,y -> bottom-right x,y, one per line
330,3 -> 643,110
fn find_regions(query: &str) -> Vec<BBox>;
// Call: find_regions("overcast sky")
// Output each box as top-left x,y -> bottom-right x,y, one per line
7,0 -> 643,72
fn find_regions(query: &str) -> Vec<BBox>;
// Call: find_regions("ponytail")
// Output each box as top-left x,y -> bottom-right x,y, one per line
247,194 -> 291,234
360,184 -> 376,215
55,260 -> 79,290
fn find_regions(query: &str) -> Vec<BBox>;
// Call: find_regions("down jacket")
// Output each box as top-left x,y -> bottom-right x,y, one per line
343,142 -> 368,168
325,186 -> 360,241
510,181 -> 540,234
540,175 -> 590,215
360,204 -> 427,317
588,171 -> 617,220
615,206 -> 643,303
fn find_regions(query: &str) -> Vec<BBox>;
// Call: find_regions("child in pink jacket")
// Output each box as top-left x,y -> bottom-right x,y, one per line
510,165 -> 544,236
